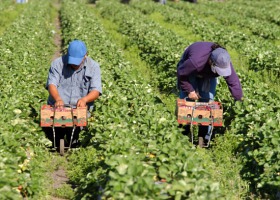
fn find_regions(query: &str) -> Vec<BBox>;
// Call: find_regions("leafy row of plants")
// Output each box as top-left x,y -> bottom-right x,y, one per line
0,0 -> 57,198
59,0 -> 244,199
222,0 -> 280,25
97,0 -> 189,92
0,0 -> 26,35
1,0 -> 278,199
0,0 -> 15,9
129,0 -> 280,76
97,0 -> 280,198
172,0 -> 280,40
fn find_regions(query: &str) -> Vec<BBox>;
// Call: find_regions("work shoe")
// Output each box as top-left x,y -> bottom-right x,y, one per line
204,139 -> 210,147
198,137 -> 209,148
70,140 -> 80,148
198,137 -> 204,148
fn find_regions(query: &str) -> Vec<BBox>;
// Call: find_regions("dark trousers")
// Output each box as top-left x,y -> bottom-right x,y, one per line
43,127 -> 81,147
179,124 -> 208,137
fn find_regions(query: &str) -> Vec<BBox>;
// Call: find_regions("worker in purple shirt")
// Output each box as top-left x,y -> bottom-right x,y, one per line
177,41 -> 243,146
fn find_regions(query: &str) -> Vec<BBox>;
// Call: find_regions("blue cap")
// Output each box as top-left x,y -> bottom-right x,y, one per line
67,40 -> 87,65
210,48 -> 231,77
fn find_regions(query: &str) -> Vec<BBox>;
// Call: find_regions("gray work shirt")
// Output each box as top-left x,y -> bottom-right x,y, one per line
46,55 -> 102,110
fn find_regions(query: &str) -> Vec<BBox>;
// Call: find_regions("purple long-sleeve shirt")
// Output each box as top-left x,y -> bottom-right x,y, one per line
177,42 -> 243,100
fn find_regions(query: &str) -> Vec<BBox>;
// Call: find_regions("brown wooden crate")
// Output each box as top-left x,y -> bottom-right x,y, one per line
40,105 -> 87,127
176,99 -> 223,126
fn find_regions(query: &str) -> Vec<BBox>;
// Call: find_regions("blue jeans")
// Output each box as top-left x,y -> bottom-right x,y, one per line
179,76 -> 217,140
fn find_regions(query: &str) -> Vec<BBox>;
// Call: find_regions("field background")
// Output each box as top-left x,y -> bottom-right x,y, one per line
0,0 -> 279,199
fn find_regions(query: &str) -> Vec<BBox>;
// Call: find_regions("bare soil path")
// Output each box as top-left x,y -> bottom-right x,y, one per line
47,1 -> 74,200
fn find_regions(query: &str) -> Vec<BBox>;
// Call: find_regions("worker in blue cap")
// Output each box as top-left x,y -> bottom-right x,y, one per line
44,39 -> 102,148
47,39 -> 102,108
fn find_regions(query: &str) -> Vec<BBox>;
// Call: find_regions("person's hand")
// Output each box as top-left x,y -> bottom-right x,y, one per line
234,97 -> 244,105
55,99 -> 64,108
77,98 -> 87,107
188,91 -> 200,100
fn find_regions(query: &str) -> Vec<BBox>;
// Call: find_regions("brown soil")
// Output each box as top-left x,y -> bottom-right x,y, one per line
51,165 -> 69,200
49,2 -> 70,200
52,166 -> 69,190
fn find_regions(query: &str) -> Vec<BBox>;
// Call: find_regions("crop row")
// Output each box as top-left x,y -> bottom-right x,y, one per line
170,0 -> 280,39
0,0 -> 55,198
0,0 -> 278,198
0,1 -> 25,35
97,0 -> 189,92
59,0 -> 235,199
222,0 -> 280,25
96,0 -> 280,197
129,0 -> 280,75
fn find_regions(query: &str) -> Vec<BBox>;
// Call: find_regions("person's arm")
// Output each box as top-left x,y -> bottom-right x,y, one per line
77,90 -> 100,107
46,58 -> 64,107
177,59 -> 197,92
48,84 -> 64,107
224,64 -> 243,101
77,60 -> 102,107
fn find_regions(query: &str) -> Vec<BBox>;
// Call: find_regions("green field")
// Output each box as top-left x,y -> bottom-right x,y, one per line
0,0 -> 279,199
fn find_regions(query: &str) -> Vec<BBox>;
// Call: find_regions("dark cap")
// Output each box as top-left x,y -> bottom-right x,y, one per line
210,48 -> 231,76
